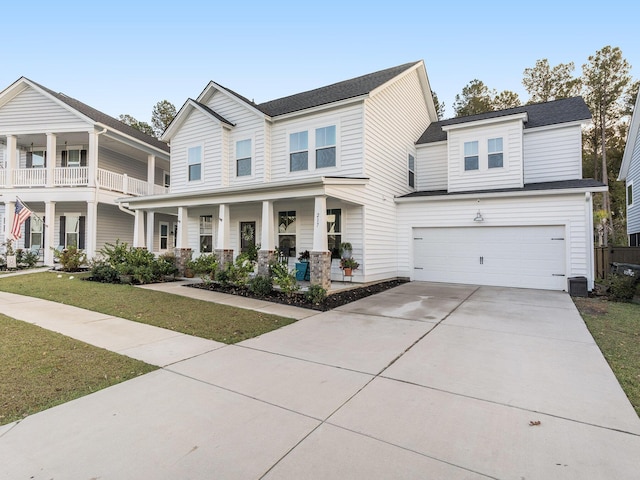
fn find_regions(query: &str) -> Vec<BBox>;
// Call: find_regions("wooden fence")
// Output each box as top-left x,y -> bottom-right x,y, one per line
594,246 -> 640,278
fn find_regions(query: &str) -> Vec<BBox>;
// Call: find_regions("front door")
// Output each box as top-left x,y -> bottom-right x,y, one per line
240,221 -> 256,253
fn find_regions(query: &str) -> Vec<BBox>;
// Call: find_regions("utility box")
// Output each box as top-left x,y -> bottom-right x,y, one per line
568,276 -> 588,297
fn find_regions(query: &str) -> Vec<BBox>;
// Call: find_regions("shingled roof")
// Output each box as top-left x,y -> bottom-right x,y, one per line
28,79 -> 170,152
253,61 -> 421,117
417,97 -> 591,144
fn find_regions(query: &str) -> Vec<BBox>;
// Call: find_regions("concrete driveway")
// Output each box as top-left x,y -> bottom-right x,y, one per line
1,282 -> 639,479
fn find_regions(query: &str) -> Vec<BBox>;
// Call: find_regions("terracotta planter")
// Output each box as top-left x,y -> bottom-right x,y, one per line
343,267 -> 353,276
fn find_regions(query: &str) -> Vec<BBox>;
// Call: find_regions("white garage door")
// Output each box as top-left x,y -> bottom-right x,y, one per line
413,225 -> 566,290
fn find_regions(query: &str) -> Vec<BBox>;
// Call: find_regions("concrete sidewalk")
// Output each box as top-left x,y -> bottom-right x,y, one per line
0,282 -> 639,479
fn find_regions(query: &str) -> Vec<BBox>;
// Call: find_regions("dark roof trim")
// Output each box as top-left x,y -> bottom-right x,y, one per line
398,179 -> 606,199
417,97 -> 591,144
26,78 -> 170,153
192,100 -> 235,126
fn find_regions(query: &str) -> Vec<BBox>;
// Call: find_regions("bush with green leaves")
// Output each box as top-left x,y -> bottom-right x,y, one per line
53,245 -> 88,272
186,253 -> 218,283
89,260 -> 120,283
17,249 -> 39,268
304,284 -> 327,304
156,252 -> 179,279
248,275 -> 273,296
270,261 -> 299,296
218,254 -> 256,286
607,274 -> 638,302
96,240 -> 176,285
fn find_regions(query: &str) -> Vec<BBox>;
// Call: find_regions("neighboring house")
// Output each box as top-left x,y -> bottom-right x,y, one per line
0,78 -> 171,265
122,61 -> 605,291
619,87 -> 640,246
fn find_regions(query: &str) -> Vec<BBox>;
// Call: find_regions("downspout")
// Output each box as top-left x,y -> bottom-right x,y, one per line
118,202 -> 136,216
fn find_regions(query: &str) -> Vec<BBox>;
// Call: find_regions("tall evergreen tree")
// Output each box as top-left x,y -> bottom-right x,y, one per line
118,114 -> 155,137
522,59 -> 581,103
151,100 -> 177,138
453,80 -> 521,117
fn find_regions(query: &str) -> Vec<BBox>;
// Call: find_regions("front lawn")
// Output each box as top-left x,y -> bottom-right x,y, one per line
0,314 -> 156,425
574,297 -> 640,417
0,272 -> 295,344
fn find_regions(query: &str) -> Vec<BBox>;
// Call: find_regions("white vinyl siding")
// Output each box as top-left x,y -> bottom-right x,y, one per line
628,125 -> 640,235
170,109 -> 222,193
95,204 -> 134,255
416,143 -> 447,191
361,67 -> 432,281
396,192 -> 594,287
99,147 -> 147,180
0,86 -> 90,133
447,120 -> 523,193
524,125 -> 583,184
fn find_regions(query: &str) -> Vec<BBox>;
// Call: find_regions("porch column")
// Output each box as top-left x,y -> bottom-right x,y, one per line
5,200 -> 15,243
176,206 -> 189,248
311,195 -> 331,289
258,200 -> 276,276
46,133 -> 56,187
147,154 -> 156,195
146,210 -> 155,253
85,201 -> 97,259
44,201 -> 56,265
88,130 -> 98,187
133,209 -> 145,248
215,204 -> 233,267
6,135 -> 16,188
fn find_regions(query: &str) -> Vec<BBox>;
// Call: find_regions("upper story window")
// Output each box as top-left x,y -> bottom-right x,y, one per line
316,126 -> 336,168
61,148 -> 87,167
236,139 -> 252,177
188,146 -> 202,181
464,141 -> 479,171
28,150 -> 46,168
408,154 -> 416,188
488,137 -> 504,168
289,132 -> 308,172
628,182 -> 634,207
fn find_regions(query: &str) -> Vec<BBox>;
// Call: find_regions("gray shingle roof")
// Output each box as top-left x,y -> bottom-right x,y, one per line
28,78 -> 170,152
417,97 -> 591,144
253,62 -> 421,117
399,179 -> 605,198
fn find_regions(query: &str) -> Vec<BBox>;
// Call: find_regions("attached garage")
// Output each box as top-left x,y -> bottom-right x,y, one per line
412,225 -> 567,290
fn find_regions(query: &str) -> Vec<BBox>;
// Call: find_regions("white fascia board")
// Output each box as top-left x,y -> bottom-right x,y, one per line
272,96 -> 366,122
441,112 -> 528,132
394,185 -> 608,203
120,177 -> 369,209
524,119 -> 591,134
619,86 -> 640,181
197,82 -> 268,120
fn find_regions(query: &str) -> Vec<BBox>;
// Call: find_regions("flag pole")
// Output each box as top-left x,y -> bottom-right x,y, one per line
15,196 -> 47,228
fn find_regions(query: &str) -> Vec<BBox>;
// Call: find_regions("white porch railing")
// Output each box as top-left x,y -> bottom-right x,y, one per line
97,168 -> 124,192
153,184 -> 169,195
128,176 -> 150,196
0,170 -> 5,187
54,166 -> 88,185
13,168 -> 46,186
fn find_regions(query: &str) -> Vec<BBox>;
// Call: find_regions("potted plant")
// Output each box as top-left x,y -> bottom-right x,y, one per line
339,242 -> 352,259
340,256 -> 359,276
295,250 -> 310,281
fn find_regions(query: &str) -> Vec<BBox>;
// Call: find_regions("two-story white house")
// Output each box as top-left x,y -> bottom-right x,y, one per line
619,86 -> 640,246
0,77 -> 171,265
122,61 -> 605,291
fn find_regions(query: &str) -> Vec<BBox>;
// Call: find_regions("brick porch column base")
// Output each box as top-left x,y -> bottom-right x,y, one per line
174,248 -> 192,277
257,250 -> 276,276
310,251 -> 331,290
215,249 -> 234,269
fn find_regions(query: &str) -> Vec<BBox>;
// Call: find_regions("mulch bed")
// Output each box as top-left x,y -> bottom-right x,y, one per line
186,279 -> 407,311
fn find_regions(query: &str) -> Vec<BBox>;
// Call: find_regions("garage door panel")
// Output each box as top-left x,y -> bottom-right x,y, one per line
413,226 -> 566,290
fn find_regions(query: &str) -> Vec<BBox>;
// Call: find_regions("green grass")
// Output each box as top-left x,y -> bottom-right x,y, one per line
0,314 -> 156,425
0,272 -> 296,344
574,297 -> 640,417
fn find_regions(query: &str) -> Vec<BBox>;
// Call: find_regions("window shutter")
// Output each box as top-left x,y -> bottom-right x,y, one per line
26,152 -> 33,168
59,216 -> 66,246
24,218 -> 31,248
61,150 -> 67,167
43,151 -> 47,168
80,150 -> 87,167
79,216 -> 86,250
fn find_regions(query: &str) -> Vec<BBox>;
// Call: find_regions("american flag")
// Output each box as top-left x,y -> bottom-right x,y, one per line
11,199 -> 32,240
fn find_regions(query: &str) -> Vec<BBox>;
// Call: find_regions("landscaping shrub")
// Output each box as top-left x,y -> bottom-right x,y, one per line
18,249 -> 39,268
94,240 -> 176,285
270,261 -> 299,296
225,255 -> 256,286
186,253 -> 218,283
53,245 -> 87,272
248,275 -> 273,296
607,274 -> 638,302
304,284 -> 327,304
89,261 -> 120,283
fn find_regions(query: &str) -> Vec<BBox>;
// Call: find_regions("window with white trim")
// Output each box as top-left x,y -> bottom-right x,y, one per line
408,154 -> 416,188
66,215 -> 80,247
316,126 -> 336,168
289,132 -> 308,171
327,209 -> 342,259
278,211 -> 296,257
628,181 -> 634,207
236,139 -> 252,177
464,141 -> 479,171
199,215 -> 213,252
30,216 -> 43,247
159,222 -> 169,250
188,146 -> 202,181
488,137 -> 503,168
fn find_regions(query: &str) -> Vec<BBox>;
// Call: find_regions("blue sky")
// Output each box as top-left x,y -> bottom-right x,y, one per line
2,1 -> 638,122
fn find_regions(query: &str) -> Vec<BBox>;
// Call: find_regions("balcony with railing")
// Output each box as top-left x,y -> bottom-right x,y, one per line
2,167 -> 168,197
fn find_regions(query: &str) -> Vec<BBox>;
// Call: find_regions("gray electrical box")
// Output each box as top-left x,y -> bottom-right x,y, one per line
568,276 -> 588,297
